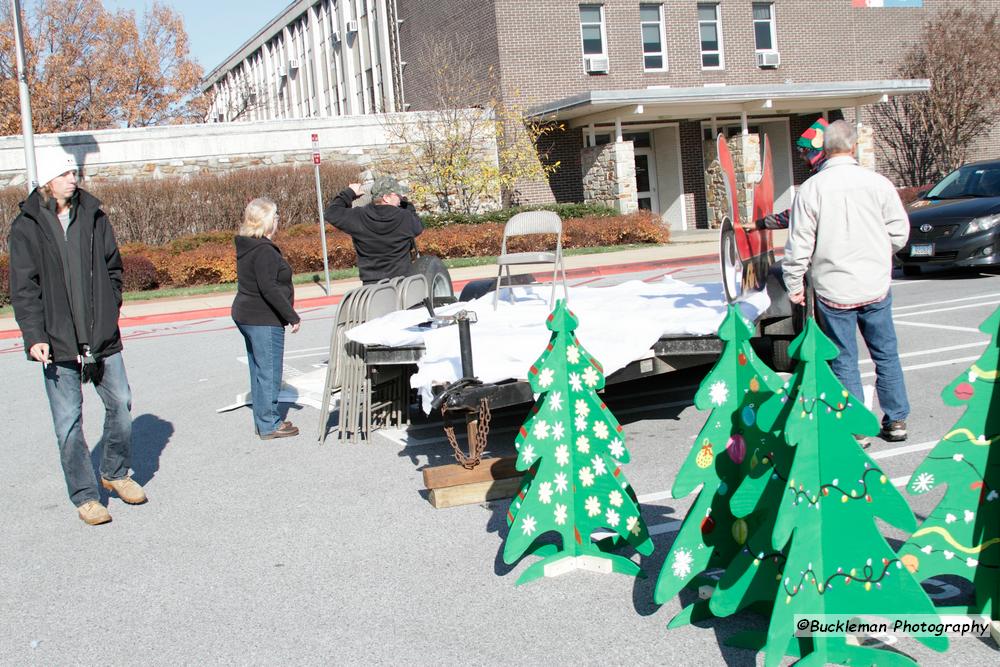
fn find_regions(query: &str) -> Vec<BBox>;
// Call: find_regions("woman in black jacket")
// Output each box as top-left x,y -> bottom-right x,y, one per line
232,198 -> 301,439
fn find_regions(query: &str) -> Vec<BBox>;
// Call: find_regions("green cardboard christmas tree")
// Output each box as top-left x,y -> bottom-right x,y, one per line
654,306 -> 787,626
899,305 -> 1000,619
747,320 -> 948,666
503,300 -> 653,585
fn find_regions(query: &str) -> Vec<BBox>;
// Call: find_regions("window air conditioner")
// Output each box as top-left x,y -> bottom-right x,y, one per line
346,19 -> 359,33
288,59 -> 300,70
584,55 -> 609,74
276,65 -> 287,78
331,29 -> 340,43
216,113 -> 225,123
755,51 -> 780,68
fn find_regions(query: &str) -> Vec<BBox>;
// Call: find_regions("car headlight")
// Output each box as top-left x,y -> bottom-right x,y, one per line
965,213 -> 1000,235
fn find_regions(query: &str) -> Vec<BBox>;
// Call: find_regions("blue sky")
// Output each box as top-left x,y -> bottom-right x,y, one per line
102,0 -> 283,72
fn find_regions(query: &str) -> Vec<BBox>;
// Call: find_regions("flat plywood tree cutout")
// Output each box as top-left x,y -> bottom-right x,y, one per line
503,300 -> 653,585
654,305 -> 786,625
899,306 -> 1000,619
752,320 -> 948,666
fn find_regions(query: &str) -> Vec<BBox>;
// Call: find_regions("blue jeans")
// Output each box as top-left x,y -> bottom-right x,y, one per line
235,323 -> 286,436
43,352 -> 133,507
816,291 -> 910,424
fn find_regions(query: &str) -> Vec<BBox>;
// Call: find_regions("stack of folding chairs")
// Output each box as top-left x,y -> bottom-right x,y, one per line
317,274 -> 429,444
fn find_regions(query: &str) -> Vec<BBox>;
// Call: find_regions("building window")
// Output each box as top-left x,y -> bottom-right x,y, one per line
640,4 -> 667,71
697,3 -> 723,69
752,3 -> 776,52
580,5 -> 606,57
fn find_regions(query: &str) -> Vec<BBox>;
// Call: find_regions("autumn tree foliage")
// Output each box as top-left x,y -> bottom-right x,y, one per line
872,6 -> 1000,186
0,0 -> 203,134
379,38 -> 562,213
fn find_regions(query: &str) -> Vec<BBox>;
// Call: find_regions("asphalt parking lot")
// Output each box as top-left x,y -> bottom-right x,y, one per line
1,260 -> 997,666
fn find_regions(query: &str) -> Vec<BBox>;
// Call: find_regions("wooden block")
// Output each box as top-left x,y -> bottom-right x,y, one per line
428,477 -> 522,509
989,619 -> 1000,647
422,456 -> 519,489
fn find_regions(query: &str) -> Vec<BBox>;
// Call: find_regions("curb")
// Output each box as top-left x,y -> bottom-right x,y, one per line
0,250 -> 720,341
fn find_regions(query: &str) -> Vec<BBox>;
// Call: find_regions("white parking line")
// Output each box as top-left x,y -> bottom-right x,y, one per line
862,355 -> 981,377
860,341 -> 986,365
895,300 -> 1000,318
893,292 -> 1000,312
893,321 -> 981,333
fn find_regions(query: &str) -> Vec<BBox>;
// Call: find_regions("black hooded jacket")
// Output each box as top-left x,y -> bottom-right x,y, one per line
231,235 -> 299,327
325,188 -> 423,283
8,188 -> 123,363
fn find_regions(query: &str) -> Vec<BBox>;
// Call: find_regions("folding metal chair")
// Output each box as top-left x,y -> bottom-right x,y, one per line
493,210 -> 568,309
317,287 -> 363,445
397,274 -> 429,311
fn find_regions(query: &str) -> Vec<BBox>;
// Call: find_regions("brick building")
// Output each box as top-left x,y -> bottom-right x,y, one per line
205,0 -> 998,228
397,0 -> 996,229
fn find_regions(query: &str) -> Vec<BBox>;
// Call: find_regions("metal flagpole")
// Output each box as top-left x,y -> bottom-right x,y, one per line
11,0 -> 38,192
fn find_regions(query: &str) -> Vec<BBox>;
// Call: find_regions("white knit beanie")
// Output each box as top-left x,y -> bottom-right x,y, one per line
35,148 -> 78,187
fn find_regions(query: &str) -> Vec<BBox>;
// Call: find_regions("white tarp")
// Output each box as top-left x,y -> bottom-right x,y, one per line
345,277 -> 769,413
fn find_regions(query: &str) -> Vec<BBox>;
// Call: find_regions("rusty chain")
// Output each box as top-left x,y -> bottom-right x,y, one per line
441,398 -> 492,469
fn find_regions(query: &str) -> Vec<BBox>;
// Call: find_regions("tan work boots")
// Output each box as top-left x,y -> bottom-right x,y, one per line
100,476 -> 147,504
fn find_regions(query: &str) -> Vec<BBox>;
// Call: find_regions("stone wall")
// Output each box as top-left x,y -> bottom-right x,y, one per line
0,111 -> 499,210
704,133 -> 760,229
580,141 -> 637,214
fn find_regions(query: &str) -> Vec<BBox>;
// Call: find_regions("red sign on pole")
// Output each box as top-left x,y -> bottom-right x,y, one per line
311,133 -> 321,165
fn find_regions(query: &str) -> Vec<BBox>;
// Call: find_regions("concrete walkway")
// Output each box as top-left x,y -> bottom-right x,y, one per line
0,229 -> 786,337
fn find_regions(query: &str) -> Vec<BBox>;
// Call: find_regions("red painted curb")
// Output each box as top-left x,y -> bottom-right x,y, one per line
0,250 -> 721,341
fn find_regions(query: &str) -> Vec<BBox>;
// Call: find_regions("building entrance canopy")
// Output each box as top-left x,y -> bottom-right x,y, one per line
529,79 -> 930,128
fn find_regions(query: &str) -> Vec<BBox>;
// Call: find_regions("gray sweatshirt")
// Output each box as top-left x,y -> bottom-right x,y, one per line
782,156 -> 909,306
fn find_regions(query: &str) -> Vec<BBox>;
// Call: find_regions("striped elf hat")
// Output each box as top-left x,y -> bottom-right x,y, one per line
796,117 -> 829,168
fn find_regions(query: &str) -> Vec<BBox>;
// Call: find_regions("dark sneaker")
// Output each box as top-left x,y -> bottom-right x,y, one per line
854,435 -> 872,449
880,420 -> 907,442
260,421 -> 299,440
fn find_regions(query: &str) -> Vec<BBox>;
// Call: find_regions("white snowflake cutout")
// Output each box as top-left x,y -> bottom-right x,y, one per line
549,391 -> 563,411
626,515 -> 641,536
593,421 -> 609,440
574,399 -> 589,417
520,515 -> 537,536
672,548 -> 694,578
609,438 -> 625,459
579,467 -> 595,487
585,495 -> 601,517
605,508 -> 620,527
554,472 -> 569,494
552,421 -> 565,440
591,455 -> 607,476
709,380 -> 729,406
538,481 -> 553,504
554,503 -> 567,525
582,366 -> 599,388
566,345 -> 580,364
576,434 -> 591,453
532,420 -> 550,440
608,490 -> 623,507
574,415 -> 587,432
569,372 -> 583,391
555,444 -> 570,467
911,472 -> 935,493
521,444 -> 536,464
538,367 -> 555,388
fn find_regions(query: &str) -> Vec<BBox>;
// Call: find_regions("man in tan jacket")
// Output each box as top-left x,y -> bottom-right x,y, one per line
782,120 -> 910,446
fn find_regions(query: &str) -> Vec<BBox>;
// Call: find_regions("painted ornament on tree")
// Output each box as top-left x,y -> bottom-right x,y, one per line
726,434 -> 746,464
954,382 -> 974,400
731,518 -> 748,545
696,441 -> 715,468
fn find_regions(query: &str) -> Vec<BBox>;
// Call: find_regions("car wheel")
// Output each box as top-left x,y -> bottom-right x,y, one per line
771,338 -> 793,372
902,264 -> 922,277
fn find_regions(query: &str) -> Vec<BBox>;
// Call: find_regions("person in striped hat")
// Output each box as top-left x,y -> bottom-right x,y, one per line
755,117 -> 830,230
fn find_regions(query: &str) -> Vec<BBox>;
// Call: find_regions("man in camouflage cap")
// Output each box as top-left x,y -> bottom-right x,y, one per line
326,174 -> 423,284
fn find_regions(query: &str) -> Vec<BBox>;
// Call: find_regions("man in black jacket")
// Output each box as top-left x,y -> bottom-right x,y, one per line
326,175 -> 423,284
8,148 -> 146,526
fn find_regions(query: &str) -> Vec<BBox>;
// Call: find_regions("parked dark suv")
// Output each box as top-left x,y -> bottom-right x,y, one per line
897,159 -> 1000,276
